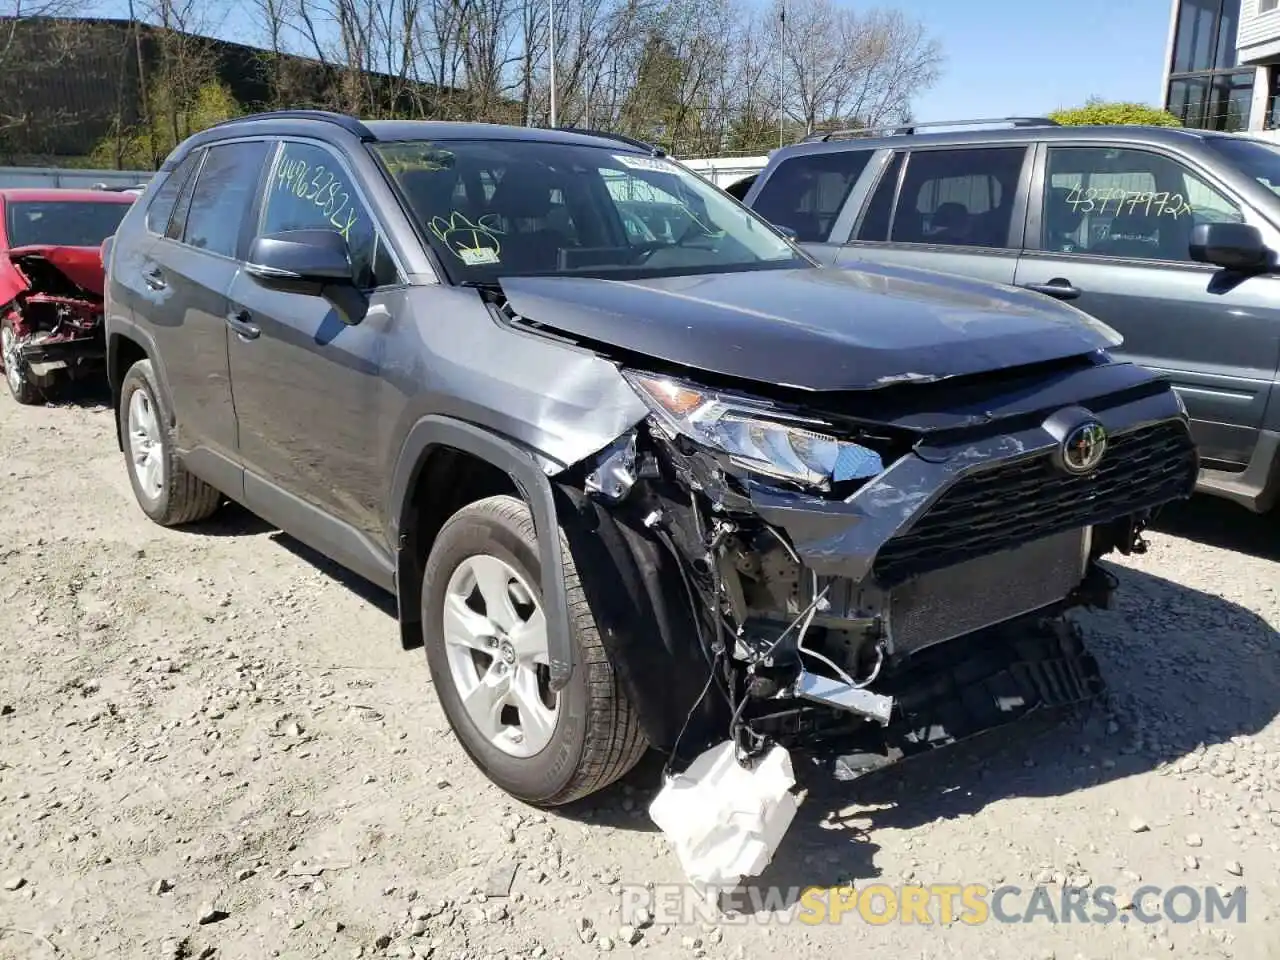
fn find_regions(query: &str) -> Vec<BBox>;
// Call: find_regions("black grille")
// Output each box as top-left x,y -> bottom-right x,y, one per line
872,419 -> 1196,585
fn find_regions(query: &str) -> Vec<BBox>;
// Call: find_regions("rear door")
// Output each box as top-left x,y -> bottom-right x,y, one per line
136,138 -> 271,482
834,144 -> 1032,287
1014,141 -> 1280,469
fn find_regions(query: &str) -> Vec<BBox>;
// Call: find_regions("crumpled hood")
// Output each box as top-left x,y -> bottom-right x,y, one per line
499,262 -> 1119,392
0,245 -> 107,304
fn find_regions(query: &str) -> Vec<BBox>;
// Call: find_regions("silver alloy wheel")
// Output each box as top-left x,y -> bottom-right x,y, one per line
1,325 -> 21,396
128,388 -> 165,499
442,553 -> 558,758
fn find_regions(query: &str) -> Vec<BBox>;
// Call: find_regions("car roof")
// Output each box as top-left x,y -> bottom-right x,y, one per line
170,111 -> 658,165
0,188 -> 137,203
363,120 -> 652,150
770,123 -> 1238,160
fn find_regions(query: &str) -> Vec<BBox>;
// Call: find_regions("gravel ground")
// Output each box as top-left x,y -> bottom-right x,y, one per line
2,385 -> 1279,960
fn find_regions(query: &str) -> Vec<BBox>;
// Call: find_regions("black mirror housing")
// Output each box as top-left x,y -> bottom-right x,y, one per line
246,229 -> 354,291
1189,221 -> 1269,272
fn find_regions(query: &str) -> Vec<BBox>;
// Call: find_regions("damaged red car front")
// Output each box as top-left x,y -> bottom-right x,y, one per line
0,189 -> 135,404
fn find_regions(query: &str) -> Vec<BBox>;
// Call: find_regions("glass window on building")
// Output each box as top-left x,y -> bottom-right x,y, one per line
1166,0 -> 1252,131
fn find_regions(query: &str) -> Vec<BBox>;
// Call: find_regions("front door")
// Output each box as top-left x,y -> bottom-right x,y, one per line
1015,142 -> 1280,469
225,138 -> 405,549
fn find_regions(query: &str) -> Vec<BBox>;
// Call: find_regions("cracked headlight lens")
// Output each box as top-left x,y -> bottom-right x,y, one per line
624,372 -> 884,487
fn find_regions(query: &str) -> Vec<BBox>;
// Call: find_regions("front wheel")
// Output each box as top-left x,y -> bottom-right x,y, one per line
422,494 -> 648,806
1,315 -> 49,405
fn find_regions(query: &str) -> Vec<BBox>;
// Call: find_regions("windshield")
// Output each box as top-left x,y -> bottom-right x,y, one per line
6,200 -> 132,248
1203,136 -> 1280,197
372,139 -> 808,281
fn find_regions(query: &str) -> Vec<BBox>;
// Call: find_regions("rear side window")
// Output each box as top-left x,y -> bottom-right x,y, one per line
751,151 -> 872,242
888,147 -> 1027,249
181,140 -> 270,258
145,153 -> 201,235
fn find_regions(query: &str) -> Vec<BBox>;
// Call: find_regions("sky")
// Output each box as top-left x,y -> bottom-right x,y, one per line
900,0 -> 1173,121
87,0 -> 1176,120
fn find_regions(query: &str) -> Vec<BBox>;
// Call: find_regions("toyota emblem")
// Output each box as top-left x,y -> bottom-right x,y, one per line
1060,421 -> 1108,475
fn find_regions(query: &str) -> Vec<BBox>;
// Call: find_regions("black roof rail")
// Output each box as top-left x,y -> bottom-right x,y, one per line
553,126 -> 665,156
211,109 -> 376,141
802,116 -> 1060,143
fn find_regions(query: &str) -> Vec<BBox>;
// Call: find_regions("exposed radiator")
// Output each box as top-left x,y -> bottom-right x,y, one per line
887,527 -> 1088,656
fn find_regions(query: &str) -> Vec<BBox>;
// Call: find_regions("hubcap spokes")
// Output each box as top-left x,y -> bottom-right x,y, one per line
1,327 -> 21,394
127,389 -> 164,497
442,554 -> 558,758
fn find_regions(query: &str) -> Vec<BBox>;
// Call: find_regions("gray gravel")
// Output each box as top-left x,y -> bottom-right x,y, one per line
1,388 -> 1278,960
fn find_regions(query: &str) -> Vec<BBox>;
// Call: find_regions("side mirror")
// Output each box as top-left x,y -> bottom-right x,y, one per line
245,229 -> 353,292
772,223 -> 799,240
1189,222 -> 1270,272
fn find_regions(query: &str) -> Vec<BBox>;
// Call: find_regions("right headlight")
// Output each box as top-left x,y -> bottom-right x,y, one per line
623,371 -> 884,489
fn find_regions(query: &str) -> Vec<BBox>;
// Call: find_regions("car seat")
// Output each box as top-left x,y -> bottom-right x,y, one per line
487,167 -> 571,272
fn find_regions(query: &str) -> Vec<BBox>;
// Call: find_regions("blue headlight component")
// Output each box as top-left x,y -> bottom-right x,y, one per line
833,443 -> 883,482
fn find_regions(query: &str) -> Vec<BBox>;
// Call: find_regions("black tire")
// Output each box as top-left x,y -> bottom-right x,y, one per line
422,494 -> 648,806
118,358 -> 222,526
1,315 -> 51,405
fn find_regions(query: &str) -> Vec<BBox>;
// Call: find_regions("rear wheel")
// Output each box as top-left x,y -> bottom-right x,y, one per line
118,358 -> 222,526
422,494 -> 648,806
1,315 -> 49,405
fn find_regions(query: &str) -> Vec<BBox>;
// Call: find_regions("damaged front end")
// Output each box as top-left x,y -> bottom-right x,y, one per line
0,245 -> 109,400
557,359 -> 1198,782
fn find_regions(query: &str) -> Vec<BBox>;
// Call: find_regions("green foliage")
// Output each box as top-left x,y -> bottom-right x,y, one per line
89,80 -> 242,169
1048,97 -> 1182,128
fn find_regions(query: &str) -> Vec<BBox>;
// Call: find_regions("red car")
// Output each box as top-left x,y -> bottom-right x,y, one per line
0,188 -> 136,404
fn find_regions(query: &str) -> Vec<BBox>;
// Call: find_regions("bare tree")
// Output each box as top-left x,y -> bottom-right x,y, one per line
772,0 -> 940,136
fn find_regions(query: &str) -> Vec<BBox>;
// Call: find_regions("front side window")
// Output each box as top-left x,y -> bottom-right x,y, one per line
373,139 -> 807,282
6,199 -> 132,248
888,146 -> 1027,248
1041,145 -> 1243,262
261,141 -> 400,288
750,150 -> 872,242
182,140 -> 270,258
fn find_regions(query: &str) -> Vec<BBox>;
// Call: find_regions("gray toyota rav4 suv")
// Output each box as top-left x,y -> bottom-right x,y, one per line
103,111 -> 1197,806
738,116 -> 1280,515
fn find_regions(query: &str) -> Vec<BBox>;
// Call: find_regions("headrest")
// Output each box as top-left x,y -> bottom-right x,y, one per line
491,166 -> 559,219
932,202 -> 969,230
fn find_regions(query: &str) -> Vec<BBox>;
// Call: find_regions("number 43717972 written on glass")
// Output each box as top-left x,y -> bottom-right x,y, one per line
1064,185 -> 1193,219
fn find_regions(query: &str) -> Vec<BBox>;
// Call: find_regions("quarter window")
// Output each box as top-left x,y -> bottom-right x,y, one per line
1041,146 -> 1243,262
261,141 -> 399,288
146,152 -> 200,235
887,147 -> 1027,248
855,152 -> 903,241
750,150 -> 873,242
182,141 -> 269,258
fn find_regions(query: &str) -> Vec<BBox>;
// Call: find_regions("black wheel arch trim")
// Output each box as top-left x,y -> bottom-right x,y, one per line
106,319 -> 178,448
388,415 -> 576,690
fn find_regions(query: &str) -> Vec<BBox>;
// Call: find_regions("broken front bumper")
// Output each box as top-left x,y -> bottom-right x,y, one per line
18,331 -> 104,376
746,389 -> 1196,655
